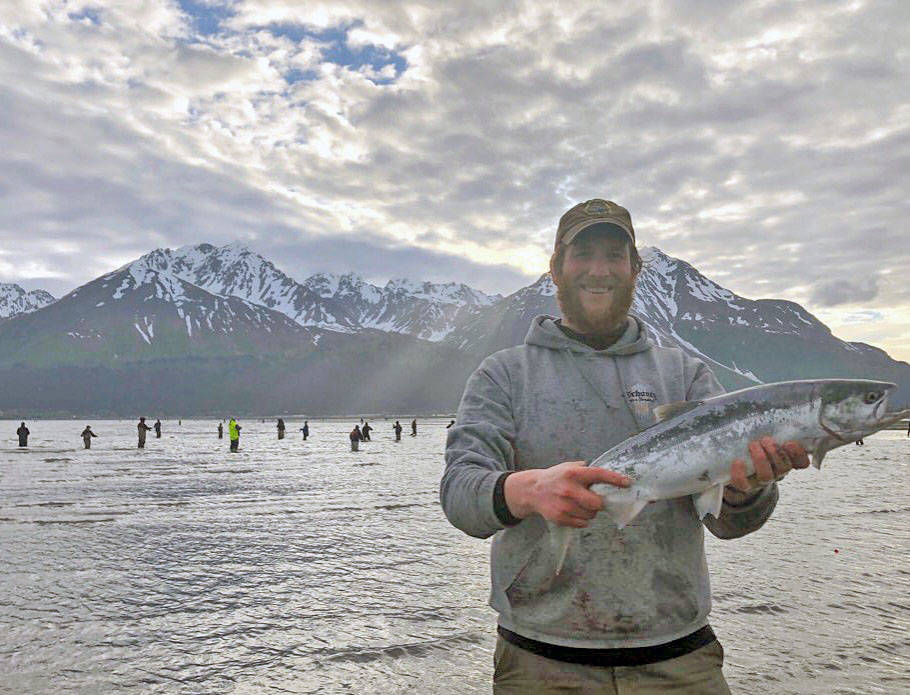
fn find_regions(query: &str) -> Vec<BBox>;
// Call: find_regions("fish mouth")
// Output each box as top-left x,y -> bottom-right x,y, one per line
819,405 -> 910,441
876,408 -> 910,428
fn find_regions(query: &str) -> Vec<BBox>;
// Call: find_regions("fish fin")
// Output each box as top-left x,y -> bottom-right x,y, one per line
653,400 -> 702,422
694,483 -> 725,519
811,440 -> 833,469
603,497 -> 649,528
548,521 -> 575,575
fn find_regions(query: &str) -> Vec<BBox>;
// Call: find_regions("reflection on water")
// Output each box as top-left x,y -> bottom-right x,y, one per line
1,419 -> 908,694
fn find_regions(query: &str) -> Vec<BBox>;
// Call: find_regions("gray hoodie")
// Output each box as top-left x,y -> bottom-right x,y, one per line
441,315 -> 778,649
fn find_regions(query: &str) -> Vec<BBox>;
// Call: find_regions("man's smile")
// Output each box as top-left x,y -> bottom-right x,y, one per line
579,284 -> 614,295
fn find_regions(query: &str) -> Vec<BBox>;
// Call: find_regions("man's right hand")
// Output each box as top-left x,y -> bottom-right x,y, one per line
504,461 -> 632,528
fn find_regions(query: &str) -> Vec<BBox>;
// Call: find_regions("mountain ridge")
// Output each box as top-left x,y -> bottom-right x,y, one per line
0,242 -> 906,414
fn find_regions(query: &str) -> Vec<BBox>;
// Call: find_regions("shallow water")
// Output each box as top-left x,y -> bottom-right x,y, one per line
1,419 -> 907,694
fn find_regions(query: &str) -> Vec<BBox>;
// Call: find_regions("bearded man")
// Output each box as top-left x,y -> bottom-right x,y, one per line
440,199 -> 809,694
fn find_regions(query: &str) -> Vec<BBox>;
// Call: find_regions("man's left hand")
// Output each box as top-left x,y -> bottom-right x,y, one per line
725,436 -> 810,505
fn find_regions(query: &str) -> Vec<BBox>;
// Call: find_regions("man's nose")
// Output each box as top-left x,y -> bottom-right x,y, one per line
585,254 -> 612,275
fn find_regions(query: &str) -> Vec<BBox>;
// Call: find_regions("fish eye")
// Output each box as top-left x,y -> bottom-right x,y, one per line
863,391 -> 881,404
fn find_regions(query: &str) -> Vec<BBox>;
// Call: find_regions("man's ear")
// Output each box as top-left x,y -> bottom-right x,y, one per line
549,252 -> 561,286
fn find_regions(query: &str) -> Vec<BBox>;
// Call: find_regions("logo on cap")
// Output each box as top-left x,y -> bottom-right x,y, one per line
583,199 -> 618,216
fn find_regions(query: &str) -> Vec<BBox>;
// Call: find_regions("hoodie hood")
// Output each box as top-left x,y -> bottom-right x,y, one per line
524,314 -> 653,355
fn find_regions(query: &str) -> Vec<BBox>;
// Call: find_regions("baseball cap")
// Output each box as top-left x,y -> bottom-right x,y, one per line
555,199 -> 635,251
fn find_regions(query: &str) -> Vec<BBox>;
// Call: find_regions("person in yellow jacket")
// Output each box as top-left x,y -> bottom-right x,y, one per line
229,418 -> 241,452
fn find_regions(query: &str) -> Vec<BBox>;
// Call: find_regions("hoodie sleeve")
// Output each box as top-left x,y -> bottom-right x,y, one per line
440,357 -> 517,539
685,358 -> 780,539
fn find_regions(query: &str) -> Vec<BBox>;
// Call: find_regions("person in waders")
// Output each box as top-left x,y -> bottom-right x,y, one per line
137,417 -> 152,448
362,421 -> 372,441
300,421 -> 309,441
217,422 -> 223,439
277,418 -> 286,440
154,419 -> 162,438
81,426 -> 97,449
17,422 -> 30,447
350,425 -> 363,451
393,420 -> 402,441
229,418 -> 241,452
441,198 -> 809,694
411,418 -> 417,436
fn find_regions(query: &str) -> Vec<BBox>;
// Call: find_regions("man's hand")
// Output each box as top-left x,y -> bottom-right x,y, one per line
725,437 -> 810,505
504,461 -> 632,528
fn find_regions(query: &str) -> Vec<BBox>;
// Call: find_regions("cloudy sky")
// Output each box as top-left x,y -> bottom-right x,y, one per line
1,1 -> 908,359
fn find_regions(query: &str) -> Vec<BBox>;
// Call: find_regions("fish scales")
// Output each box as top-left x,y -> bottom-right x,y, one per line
550,379 -> 910,574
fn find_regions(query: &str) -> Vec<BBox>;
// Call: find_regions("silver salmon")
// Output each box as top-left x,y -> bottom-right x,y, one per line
552,379 -> 909,572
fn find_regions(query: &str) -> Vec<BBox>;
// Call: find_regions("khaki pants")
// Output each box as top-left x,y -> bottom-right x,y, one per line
493,636 -> 731,695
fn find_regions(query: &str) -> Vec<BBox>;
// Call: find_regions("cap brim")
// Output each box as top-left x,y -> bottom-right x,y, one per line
560,220 -> 633,246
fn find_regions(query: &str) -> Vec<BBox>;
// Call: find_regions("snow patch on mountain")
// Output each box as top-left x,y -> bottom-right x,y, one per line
105,243 -> 503,341
0,283 -> 56,318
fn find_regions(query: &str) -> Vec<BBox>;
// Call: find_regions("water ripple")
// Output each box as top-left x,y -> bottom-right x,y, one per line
2,420 -> 908,694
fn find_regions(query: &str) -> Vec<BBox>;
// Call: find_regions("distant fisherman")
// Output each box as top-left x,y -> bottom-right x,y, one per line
411,418 -> 417,436
137,417 -> 152,448
361,421 -> 372,442
350,425 -> 363,451
277,418 -> 286,440
81,425 -> 97,449
393,420 -> 402,441
217,422 -> 223,439
441,198 -> 810,693
229,418 -> 241,452
17,422 -> 29,447
300,421 -> 309,441
154,419 -> 162,438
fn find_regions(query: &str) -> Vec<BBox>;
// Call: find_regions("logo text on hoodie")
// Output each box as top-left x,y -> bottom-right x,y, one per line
625,382 -> 657,419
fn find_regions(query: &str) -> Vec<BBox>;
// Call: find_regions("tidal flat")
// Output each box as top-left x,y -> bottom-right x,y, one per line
1,418 -> 907,694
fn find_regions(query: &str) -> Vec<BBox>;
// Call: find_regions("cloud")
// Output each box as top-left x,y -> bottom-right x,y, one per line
810,276 -> 880,307
839,310 -> 884,324
0,0 -> 908,358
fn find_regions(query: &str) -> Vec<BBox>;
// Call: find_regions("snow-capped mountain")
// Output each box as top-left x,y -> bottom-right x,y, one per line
0,242 -> 907,415
121,243 -> 501,340
0,283 -> 55,319
443,273 -> 557,355
444,246 -> 910,401
0,249 -> 480,414
629,247 -> 899,387
0,255 -> 318,367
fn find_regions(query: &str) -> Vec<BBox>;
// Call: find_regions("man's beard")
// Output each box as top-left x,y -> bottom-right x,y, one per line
555,274 -> 636,337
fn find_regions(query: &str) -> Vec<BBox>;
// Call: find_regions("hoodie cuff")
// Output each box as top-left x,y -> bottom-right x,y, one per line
715,483 -> 778,536
493,472 -> 522,526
